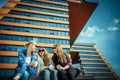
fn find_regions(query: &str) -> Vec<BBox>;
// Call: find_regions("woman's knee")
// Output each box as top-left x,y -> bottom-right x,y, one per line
57,70 -> 67,78
50,69 -> 58,80
40,69 -> 50,80
40,69 -> 50,76
57,70 -> 67,80
51,69 -> 58,74
50,69 -> 58,77
21,71 -> 30,80
58,70 -> 66,74
23,71 -> 30,77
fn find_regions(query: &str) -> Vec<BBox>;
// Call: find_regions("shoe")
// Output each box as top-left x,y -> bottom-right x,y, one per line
13,75 -> 20,80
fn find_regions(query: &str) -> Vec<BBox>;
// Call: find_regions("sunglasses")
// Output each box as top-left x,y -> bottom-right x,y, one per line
38,49 -> 44,52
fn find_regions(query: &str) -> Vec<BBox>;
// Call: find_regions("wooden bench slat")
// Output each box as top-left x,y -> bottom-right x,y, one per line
0,63 -> 17,69
0,51 -> 18,56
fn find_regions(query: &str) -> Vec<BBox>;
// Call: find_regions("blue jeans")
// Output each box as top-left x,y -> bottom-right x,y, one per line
15,63 -> 35,80
40,68 -> 58,80
58,68 -> 77,80
20,71 -> 30,80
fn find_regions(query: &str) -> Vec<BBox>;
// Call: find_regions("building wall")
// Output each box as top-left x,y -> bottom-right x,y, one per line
0,0 -> 119,80
68,1 -> 98,45
71,43 -> 119,80
0,0 -> 70,76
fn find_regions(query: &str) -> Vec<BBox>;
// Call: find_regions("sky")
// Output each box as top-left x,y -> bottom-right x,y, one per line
0,0 -> 120,78
0,0 -> 8,8
75,0 -> 120,78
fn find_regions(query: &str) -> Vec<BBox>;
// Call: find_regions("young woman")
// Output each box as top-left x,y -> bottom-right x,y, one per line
37,47 -> 58,80
13,41 -> 38,80
52,44 -> 78,80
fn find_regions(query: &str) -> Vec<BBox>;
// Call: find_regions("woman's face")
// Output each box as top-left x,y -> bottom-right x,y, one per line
38,48 -> 45,56
28,43 -> 36,52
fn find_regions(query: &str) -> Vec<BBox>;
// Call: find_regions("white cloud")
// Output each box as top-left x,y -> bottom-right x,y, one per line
80,26 -> 104,38
108,18 -> 119,32
96,27 -> 104,32
113,18 -> 119,24
108,26 -> 119,31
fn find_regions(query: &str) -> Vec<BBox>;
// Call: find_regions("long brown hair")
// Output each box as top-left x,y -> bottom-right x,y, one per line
54,44 -> 68,63
38,47 -> 50,66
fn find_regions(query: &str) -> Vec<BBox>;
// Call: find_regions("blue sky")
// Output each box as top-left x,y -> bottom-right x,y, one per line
75,0 -> 120,77
0,0 -> 120,78
0,0 -> 8,8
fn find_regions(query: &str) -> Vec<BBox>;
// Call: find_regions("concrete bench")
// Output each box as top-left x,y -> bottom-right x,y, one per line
0,75 -> 94,80
0,51 -> 91,80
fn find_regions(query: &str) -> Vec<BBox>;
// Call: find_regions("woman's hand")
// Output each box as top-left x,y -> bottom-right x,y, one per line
28,61 -> 37,67
57,65 -> 64,70
49,65 -> 54,70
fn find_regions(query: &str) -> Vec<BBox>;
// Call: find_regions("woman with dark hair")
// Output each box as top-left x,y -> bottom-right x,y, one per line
13,41 -> 38,80
52,44 -> 79,80
37,47 -> 58,80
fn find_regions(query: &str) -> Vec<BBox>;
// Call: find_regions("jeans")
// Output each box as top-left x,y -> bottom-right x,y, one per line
20,71 -> 30,80
40,68 -> 58,80
15,63 -> 35,80
58,68 -> 77,80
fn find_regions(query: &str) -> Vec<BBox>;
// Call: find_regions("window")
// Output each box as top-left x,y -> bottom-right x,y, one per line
15,4 -> 68,15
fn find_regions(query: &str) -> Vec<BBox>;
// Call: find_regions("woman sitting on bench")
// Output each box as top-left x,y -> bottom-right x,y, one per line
37,47 -> 58,80
52,44 -> 79,80
13,41 -> 38,80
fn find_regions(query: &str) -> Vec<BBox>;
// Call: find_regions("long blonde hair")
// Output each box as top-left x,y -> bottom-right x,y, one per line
38,47 -> 50,66
25,41 -> 37,47
54,45 -> 68,63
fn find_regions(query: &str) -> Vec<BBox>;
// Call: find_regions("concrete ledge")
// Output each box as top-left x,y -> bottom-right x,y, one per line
76,76 -> 94,80
0,75 -> 94,80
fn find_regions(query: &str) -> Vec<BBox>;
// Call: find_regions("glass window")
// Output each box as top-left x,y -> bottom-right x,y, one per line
61,31 -> 65,36
21,0 -> 68,9
1,25 -> 70,36
65,32 -> 69,36
54,39 -> 58,44
46,38 -> 49,43
57,32 -> 61,36
3,17 -> 69,28
15,4 -> 68,15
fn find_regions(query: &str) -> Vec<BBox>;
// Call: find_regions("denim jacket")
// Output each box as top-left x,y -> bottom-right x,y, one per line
17,49 -> 37,67
15,49 -> 37,75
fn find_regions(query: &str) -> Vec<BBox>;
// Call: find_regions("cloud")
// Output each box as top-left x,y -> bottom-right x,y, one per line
80,26 -> 104,38
113,18 -> 119,24
108,26 -> 119,31
108,18 -> 119,31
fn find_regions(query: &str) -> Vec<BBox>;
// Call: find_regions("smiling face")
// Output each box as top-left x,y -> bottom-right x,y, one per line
52,45 -> 65,57
28,43 -> 37,52
26,41 -> 37,52
38,48 -> 45,57
30,44 -> 36,51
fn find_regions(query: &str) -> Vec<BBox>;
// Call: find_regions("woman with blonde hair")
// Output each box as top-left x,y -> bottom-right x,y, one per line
13,41 -> 38,80
37,47 -> 58,80
52,44 -> 78,80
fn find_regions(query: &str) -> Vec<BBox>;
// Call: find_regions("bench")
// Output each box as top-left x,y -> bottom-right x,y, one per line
0,76 -> 94,80
0,51 -> 94,80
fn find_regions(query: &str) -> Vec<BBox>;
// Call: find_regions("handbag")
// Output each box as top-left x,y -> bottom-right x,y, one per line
72,63 -> 81,75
